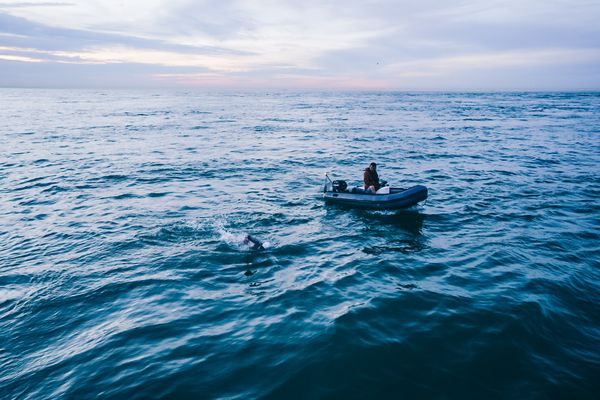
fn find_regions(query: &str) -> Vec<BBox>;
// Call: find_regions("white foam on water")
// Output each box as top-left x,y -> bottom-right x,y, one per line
212,217 -> 252,250
212,217 -> 273,251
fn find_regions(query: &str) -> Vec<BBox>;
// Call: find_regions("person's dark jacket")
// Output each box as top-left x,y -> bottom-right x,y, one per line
245,235 -> 265,250
364,168 -> 380,190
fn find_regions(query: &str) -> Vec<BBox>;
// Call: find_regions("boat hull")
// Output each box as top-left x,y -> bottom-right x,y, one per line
323,185 -> 428,210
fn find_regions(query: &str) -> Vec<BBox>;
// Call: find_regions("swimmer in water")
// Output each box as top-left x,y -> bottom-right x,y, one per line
243,234 -> 265,251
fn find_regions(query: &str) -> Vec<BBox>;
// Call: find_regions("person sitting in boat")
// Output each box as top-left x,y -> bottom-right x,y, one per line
364,162 -> 380,193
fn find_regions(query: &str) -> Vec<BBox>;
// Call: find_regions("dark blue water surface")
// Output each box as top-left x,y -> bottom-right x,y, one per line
1,90 -> 599,399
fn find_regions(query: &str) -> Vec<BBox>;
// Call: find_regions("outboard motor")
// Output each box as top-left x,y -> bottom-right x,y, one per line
332,180 -> 347,192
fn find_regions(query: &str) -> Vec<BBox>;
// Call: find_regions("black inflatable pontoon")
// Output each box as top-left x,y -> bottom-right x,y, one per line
323,177 -> 427,210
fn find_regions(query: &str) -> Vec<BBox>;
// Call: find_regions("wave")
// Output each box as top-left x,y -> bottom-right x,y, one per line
1,90 -> 599,399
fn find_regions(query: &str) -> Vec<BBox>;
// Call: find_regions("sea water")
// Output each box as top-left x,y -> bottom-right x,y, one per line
1,90 -> 599,399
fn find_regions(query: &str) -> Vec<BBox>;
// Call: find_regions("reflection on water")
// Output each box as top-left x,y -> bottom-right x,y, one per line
362,238 -> 426,255
359,209 -> 426,233
323,205 -> 426,235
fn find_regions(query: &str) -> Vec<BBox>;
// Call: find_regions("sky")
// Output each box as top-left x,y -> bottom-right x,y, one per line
0,0 -> 599,90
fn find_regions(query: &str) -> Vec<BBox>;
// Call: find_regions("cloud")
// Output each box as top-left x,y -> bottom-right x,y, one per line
0,58 -> 206,88
0,13 -> 251,55
383,48 -> 600,77
0,1 -> 599,89
0,2 -> 73,8
155,0 -> 258,40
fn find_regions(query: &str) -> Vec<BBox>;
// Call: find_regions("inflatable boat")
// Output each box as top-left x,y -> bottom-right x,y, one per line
322,176 -> 427,210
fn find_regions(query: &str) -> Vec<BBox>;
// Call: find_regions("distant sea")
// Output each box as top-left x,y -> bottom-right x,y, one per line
1,90 -> 599,399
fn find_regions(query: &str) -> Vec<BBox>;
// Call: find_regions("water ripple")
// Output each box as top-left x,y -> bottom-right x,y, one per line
1,90 -> 599,399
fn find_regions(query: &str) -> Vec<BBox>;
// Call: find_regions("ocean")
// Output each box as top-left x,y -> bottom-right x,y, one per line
1,90 -> 599,399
